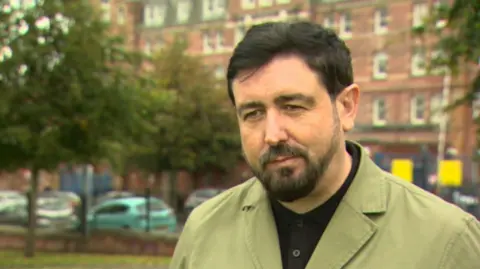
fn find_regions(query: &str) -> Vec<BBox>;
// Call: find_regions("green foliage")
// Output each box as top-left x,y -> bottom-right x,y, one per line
414,0 -> 479,74
0,0 -> 159,171
136,37 -> 241,174
414,0 -> 480,143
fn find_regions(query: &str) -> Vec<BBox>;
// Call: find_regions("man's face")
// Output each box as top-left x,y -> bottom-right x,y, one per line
232,55 -> 357,202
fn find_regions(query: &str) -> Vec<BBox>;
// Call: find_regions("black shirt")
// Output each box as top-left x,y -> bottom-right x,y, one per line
271,142 -> 361,269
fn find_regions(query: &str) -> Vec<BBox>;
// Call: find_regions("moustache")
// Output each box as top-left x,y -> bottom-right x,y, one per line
260,143 -> 307,168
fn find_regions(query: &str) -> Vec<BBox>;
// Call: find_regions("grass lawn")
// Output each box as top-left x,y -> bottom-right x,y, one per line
0,250 -> 170,266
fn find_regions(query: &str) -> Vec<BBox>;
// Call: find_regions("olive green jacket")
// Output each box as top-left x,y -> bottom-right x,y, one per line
170,146 -> 480,269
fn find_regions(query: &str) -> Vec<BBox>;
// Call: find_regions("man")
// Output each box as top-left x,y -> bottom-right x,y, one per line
170,22 -> 480,269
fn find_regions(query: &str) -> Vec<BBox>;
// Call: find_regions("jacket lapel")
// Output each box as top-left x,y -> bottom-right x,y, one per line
242,181 -> 283,269
306,145 -> 388,269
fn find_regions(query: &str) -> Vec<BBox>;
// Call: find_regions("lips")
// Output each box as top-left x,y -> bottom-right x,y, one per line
269,156 -> 297,163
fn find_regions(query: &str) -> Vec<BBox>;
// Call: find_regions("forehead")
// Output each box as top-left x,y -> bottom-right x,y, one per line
232,54 -> 325,105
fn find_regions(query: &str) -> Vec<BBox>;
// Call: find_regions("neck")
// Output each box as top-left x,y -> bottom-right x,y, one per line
279,143 -> 352,214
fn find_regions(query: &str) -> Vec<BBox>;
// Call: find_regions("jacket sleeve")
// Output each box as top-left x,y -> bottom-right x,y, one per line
439,216 -> 480,269
169,217 -> 194,269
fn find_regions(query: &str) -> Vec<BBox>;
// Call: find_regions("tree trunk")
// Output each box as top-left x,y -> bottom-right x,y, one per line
169,170 -> 177,212
24,166 -> 39,257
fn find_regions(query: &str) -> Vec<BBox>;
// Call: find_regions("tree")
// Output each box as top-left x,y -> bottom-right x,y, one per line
142,37 -> 241,183
0,0 -> 161,256
414,0 -> 480,138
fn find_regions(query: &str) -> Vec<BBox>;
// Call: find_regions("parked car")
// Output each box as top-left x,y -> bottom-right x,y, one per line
87,197 -> 177,232
38,191 -> 81,208
0,196 -> 77,230
0,191 -> 25,212
94,191 -> 136,205
36,196 -> 78,229
184,188 -> 225,217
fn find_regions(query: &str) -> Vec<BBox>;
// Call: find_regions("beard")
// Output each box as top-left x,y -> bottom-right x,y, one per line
247,114 -> 340,202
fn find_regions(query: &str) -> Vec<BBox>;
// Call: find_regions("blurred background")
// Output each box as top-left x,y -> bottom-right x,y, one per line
0,0 -> 478,267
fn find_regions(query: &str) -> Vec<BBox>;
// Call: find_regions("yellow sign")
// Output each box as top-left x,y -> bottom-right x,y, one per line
391,159 -> 413,183
438,160 -> 463,187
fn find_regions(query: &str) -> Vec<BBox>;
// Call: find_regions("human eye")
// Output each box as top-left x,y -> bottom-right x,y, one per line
243,110 -> 264,121
283,104 -> 304,112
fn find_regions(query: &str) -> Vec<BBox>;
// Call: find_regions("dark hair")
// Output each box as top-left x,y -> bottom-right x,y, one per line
226,21 -> 353,105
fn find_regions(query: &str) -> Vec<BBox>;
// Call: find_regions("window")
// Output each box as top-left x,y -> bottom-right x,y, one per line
412,3 -> 428,28
374,8 -> 388,34
473,92 -> 480,119
430,49 -> 447,75
204,0 -> 226,19
215,31 -> 224,51
372,98 -> 386,125
202,33 -> 213,53
373,52 -> 388,79
339,12 -> 352,38
144,5 -> 165,26
410,95 -> 426,124
241,0 -> 255,10
144,5 -> 153,26
96,204 -> 129,215
259,0 -> 273,7
411,48 -> 426,76
101,1 -> 111,22
177,0 -> 191,23
117,6 -> 125,25
235,26 -> 246,45
430,93 -> 443,124
153,5 -> 166,26
323,15 -> 335,29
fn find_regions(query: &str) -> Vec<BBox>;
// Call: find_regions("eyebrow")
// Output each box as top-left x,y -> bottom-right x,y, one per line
236,101 -> 264,116
274,93 -> 316,107
236,93 -> 316,116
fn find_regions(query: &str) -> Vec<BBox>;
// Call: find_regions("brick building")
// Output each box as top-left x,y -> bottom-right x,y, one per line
312,0 -> 476,157
95,0 -> 476,158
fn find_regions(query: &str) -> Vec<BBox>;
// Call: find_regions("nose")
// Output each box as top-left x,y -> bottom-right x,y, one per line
264,112 -> 288,146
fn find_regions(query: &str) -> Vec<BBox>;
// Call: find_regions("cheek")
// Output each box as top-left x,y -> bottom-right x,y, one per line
285,114 -> 335,155
239,125 -> 263,165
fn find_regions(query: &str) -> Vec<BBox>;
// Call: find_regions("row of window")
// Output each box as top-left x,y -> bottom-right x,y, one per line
100,1 -> 126,24
143,0 -> 226,27
203,31 -> 226,53
372,48 -> 446,79
322,2 -> 434,39
241,0 -> 291,9
372,94 -> 444,126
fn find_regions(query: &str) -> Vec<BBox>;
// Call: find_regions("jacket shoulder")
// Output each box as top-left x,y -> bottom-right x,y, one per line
383,171 -> 475,227
186,178 -> 258,227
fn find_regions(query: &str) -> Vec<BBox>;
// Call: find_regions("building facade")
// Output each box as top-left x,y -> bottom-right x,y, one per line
311,0 -> 476,156
97,0 -> 476,157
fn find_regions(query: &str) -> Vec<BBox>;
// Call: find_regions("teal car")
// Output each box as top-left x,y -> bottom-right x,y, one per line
87,197 -> 177,232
